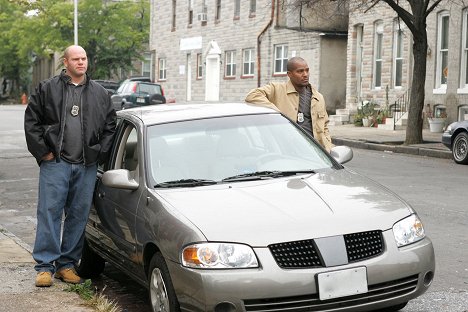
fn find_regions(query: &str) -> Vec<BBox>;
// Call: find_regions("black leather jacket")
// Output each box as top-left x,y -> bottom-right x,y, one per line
24,70 -> 116,166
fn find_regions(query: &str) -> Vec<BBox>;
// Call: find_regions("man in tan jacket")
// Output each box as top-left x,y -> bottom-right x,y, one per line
245,57 -> 334,152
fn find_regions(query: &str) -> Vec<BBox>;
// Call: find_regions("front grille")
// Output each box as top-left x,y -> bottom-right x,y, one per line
268,239 -> 323,268
344,230 -> 384,262
243,274 -> 419,311
268,230 -> 384,269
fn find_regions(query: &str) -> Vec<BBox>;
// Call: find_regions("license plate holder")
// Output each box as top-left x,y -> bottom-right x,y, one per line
317,267 -> 368,300
136,97 -> 145,103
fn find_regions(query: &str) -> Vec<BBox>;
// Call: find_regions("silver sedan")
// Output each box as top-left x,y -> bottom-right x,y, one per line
78,103 -> 435,312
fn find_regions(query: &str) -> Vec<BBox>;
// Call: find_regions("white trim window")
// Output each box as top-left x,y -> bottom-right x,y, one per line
225,50 -> 236,77
242,48 -> 255,76
393,21 -> 404,88
435,11 -> 449,92
459,9 -> 468,93
250,0 -> 256,15
142,53 -> 152,77
159,58 -> 166,80
373,21 -> 383,88
197,53 -> 203,79
274,44 -> 288,74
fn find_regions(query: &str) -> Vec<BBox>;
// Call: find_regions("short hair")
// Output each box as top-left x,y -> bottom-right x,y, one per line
287,57 -> 307,72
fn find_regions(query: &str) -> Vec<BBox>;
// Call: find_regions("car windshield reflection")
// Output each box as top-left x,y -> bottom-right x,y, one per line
147,114 -> 334,186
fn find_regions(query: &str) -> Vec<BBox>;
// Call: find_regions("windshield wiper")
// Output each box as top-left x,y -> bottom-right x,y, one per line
154,178 -> 218,188
221,170 -> 315,182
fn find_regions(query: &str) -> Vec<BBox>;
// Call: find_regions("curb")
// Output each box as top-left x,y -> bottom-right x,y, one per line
332,138 -> 453,160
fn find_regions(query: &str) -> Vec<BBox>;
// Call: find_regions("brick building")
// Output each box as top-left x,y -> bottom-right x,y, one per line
346,1 -> 468,125
149,0 -> 348,112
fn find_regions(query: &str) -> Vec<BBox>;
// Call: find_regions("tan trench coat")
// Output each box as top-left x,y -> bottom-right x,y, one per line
245,80 -> 334,152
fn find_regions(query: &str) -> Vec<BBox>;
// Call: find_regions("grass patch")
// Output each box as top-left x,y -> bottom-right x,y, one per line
65,280 -> 122,312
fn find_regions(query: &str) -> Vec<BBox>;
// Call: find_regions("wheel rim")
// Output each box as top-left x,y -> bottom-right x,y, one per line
453,135 -> 468,161
150,268 -> 170,312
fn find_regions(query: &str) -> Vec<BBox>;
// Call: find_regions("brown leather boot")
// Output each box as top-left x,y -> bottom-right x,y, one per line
35,271 -> 53,287
54,268 -> 83,284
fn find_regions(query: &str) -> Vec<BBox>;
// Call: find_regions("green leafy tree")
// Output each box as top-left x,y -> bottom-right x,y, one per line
0,0 -> 149,96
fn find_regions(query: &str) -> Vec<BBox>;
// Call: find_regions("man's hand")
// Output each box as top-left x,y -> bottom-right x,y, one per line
41,152 -> 54,161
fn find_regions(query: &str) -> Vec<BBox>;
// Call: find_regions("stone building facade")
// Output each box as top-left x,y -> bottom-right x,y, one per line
149,0 -> 348,112
346,1 -> 468,124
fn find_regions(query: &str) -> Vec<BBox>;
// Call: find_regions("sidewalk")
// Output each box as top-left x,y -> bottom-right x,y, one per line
0,229 -> 92,312
330,123 -> 452,160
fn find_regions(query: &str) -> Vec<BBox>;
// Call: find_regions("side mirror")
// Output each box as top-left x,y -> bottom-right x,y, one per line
102,169 -> 139,190
330,145 -> 353,164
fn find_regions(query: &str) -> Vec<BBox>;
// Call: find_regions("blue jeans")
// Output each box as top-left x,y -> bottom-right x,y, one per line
33,160 -> 97,273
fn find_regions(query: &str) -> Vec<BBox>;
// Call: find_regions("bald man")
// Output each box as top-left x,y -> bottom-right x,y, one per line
24,45 -> 116,287
246,57 -> 334,152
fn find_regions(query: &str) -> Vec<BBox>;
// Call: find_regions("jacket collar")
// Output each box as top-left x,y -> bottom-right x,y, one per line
59,69 -> 89,86
286,80 -> 319,100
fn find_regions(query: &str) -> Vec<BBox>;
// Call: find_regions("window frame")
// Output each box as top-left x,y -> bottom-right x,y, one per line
434,11 -> 449,93
225,50 -> 236,78
242,48 -> 255,77
171,0 -> 177,30
393,22 -> 404,88
373,21 -> 383,89
197,53 -> 203,79
215,0 -> 221,21
234,0 -> 240,19
459,9 -> 468,93
158,58 -> 167,81
274,44 -> 288,75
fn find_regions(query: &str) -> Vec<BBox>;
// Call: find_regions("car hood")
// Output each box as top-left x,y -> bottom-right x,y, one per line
156,169 -> 412,246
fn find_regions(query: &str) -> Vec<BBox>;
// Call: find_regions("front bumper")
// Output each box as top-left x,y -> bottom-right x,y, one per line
441,131 -> 452,149
167,232 -> 435,312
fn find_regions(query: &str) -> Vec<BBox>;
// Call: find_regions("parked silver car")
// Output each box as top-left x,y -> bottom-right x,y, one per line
78,103 -> 435,312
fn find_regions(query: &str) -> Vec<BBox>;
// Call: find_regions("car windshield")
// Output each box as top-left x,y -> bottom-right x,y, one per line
147,114 -> 335,186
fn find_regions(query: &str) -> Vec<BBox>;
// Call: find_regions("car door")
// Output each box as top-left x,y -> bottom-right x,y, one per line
93,120 -> 144,271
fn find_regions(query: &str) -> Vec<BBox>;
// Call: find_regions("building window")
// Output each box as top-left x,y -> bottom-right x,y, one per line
215,0 -> 221,21
460,9 -> 468,91
373,21 -> 383,88
436,11 -> 449,90
234,0 -> 240,18
274,44 -> 288,74
250,0 -> 256,15
242,48 -> 255,77
172,0 -> 176,30
188,0 -> 193,25
225,50 -> 236,78
142,53 -> 151,77
197,53 -> 203,79
393,22 -> 404,88
159,58 -> 166,80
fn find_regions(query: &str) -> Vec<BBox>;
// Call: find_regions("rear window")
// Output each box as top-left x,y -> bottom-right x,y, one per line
138,83 -> 162,95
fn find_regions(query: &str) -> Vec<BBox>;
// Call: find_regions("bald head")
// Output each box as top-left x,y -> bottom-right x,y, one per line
63,45 -> 88,84
287,57 -> 308,72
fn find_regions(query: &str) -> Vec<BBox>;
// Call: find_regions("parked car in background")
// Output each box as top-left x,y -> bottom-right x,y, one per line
94,80 -> 120,95
442,120 -> 468,164
111,79 -> 165,111
78,103 -> 435,312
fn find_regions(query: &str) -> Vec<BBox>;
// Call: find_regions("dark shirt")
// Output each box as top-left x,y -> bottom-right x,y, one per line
61,79 -> 85,163
298,85 -> 313,136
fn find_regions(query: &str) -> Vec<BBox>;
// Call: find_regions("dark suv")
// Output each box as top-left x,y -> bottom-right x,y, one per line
111,79 -> 165,111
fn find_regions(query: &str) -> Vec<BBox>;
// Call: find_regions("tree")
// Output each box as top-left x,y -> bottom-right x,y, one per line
0,0 -> 149,96
290,0 -> 443,145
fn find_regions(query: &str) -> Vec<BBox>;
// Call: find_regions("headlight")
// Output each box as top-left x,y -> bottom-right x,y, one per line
393,214 -> 425,247
445,124 -> 452,133
182,243 -> 259,269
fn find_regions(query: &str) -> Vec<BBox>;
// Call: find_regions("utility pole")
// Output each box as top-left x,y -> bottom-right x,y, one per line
74,0 -> 78,45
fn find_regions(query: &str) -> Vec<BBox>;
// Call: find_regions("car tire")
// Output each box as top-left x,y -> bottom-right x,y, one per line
148,253 -> 180,312
76,238 -> 105,279
373,302 -> 408,312
452,132 -> 468,164
150,94 -> 166,105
